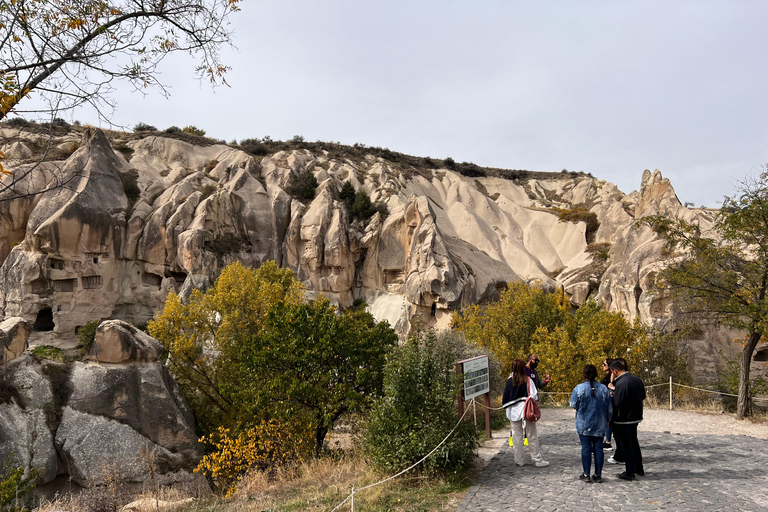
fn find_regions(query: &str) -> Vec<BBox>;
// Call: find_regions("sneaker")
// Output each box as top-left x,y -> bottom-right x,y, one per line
534,460 -> 550,468
579,473 -> 592,482
617,471 -> 635,481
607,456 -> 623,464
603,442 -> 613,451
592,475 -> 602,483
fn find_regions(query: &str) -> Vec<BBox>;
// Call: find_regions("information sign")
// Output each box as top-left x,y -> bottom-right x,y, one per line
461,355 -> 490,400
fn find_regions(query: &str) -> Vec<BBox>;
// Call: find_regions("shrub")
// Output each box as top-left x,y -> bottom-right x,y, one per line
133,122 -> 157,132
196,421 -> 314,496
182,125 -> 206,137
30,345 -> 66,362
443,157 -> 456,170
284,170 -> 318,201
362,329 -> 478,476
555,207 -> 599,243
339,181 -> 356,212
0,458 -> 35,510
164,125 -> 181,134
77,319 -> 100,355
291,135 -> 305,143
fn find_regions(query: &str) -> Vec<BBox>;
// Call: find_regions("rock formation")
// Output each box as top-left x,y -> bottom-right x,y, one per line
0,327 -> 199,487
0,124 -> 745,373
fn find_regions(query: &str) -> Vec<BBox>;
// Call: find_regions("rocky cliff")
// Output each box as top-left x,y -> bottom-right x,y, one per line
0,125 -> 739,372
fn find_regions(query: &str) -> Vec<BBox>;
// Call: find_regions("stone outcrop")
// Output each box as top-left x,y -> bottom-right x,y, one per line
90,319 -> 163,363
0,125 -> 743,373
0,349 -> 200,487
1,317 -> 30,363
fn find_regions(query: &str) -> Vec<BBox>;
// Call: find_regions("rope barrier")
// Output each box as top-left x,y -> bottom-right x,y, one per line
329,396 -> 475,512
670,382 -> 768,402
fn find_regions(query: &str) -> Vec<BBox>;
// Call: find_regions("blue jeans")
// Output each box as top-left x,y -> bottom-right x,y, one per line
579,434 -> 604,476
605,425 -> 613,443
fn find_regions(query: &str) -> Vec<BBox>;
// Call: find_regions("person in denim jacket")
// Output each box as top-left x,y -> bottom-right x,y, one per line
570,364 -> 612,483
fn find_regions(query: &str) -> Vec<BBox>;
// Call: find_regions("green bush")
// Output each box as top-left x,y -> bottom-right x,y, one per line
362,329 -> 478,476
77,320 -> 99,355
133,122 -> 157,132
164,125 -> 181,134
339,184 -> 388,223
182,125 -> 206,137
285,170 -> 318,201
0,458 -> 35,511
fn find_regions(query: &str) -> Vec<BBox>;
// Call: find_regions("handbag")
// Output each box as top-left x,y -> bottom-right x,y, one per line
523,377 -> 541,422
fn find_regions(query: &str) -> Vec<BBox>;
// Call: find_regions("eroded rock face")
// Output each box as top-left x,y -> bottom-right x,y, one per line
0,352 -> 199,487
0,126 -> 738,374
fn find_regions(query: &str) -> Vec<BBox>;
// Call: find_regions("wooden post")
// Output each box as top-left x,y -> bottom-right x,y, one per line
669,376 -> 673,410
351,487 -> 355,512
484,392 -> 492,439
456,362 -> 464,417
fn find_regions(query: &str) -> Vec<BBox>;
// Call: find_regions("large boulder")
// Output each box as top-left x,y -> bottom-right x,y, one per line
0,317 -> 30,363
90,320 -> 163,363
0,353 -> 200,487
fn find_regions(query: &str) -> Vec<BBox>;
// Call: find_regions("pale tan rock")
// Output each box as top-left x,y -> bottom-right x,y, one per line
0,317 -> 30,364
90,319 -> 163,363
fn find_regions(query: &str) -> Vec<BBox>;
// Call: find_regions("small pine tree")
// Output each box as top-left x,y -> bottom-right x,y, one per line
339,181 -> 356,212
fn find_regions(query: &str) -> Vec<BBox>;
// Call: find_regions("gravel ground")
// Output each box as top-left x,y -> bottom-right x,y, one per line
474,406 -> 768,469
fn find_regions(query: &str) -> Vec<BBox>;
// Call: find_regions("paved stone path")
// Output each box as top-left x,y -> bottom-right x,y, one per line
457,411 -> 768,512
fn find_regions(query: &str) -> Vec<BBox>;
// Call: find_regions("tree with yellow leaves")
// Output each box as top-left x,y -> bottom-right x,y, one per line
149,261 -> 398,455
452,281 -> 569,377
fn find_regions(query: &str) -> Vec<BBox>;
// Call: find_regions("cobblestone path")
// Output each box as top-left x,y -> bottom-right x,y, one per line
457,412 -> 768,512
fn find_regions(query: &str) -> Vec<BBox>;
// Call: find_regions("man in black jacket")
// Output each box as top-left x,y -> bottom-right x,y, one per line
609,359 -> 646,480
525,354 -> 551,390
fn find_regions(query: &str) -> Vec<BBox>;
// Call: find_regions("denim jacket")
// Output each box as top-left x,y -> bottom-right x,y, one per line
570,380 -> 612,437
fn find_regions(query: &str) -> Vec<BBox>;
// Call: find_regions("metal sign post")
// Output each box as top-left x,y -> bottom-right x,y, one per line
456,355 -> 492,439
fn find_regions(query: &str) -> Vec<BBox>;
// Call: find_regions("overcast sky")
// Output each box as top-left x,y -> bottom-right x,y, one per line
75,1 -> 768,207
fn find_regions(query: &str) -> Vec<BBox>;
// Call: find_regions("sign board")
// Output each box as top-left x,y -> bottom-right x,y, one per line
460,355 -> 490,400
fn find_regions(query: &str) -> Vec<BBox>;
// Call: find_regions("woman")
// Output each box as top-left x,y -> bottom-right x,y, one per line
570,364 -> 612,483
502,359 -> 550,468
600,358 -> 615,450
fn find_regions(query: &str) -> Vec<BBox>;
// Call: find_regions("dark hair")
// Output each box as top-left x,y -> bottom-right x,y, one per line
617,357 -> 628,372
584,364 -> 598,397
511,359 -> 527,387
609,359 -> 626,372
527,354 -> 535,362
603,357 -> 615,379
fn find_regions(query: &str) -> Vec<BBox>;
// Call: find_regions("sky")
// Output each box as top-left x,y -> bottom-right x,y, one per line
70,1 -> 768,207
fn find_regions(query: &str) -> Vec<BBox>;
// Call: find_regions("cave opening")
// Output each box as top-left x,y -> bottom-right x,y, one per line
33,308 -> 55,331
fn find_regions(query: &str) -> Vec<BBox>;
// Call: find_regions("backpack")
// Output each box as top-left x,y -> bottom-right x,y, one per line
524,377 -> 541,422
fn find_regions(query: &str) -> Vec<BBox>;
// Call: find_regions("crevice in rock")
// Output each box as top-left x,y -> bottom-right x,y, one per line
634,283 -> 643,316
33,308 -> 55,331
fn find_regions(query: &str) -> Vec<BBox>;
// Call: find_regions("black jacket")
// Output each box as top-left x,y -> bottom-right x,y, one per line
611,372 -> 646,424
525,366 -> 548,390
502,374 -> 529,409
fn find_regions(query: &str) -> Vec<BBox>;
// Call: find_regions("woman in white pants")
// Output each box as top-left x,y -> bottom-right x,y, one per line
502,358 -> 550,467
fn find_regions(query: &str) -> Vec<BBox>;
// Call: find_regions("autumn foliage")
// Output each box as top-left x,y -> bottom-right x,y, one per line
453,282 -> 691,392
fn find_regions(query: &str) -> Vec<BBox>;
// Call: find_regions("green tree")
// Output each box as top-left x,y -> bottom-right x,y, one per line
284,170 -> 318,201
149,261 -> 397,454
362,329 -> 478,476
244,299 -> 398,453
339,181 -> 356,212
643,170 -> 768,418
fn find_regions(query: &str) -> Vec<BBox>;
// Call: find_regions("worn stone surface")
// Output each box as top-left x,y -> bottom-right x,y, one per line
90,319 -> 163,363
0,354 -> 199,487
456,410 -> 768,512
0,317 -> 30,363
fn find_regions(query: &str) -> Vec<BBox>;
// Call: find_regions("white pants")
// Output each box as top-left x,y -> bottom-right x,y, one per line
510,419 -> 543,465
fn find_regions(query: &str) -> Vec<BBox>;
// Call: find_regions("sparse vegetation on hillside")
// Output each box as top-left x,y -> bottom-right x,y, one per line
554,206 -> 600,243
